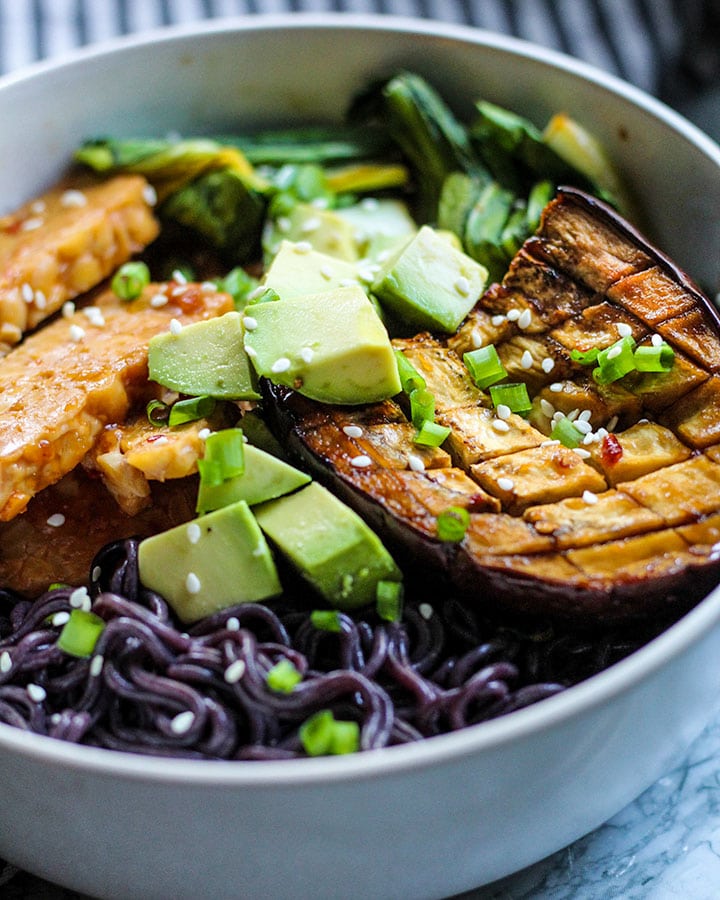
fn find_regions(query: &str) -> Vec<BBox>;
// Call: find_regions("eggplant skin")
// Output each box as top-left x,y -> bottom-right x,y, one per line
262,189 -> 720,623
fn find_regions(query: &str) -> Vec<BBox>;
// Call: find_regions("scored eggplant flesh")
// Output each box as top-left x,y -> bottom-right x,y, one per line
264,188 -> 720,622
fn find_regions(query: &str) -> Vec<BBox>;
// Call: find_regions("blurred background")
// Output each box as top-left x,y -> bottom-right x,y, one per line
0,0 -> 718,139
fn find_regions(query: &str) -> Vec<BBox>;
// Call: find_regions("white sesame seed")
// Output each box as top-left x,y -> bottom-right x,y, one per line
350,454 -> 372,468
170,710 -> 195,735
34,290 -> 47,310
549,382 -> 563,393
540,439 -> 561,447
506,308 -> 521,322
496,403 -> 512,421
300,347 -> 314,364
247,285 -> 266,301
517,309 -> 532,330
596,427 -> 609,440
186,523 -> 202,545
62,301 -> 75,318
186,573 -> 201,594
541,357 -> 555,373
566,409 -> 580,422
226,617 -> 240,632
277,216 -> 291,234
300,217 -> 321,233
578,409 -> 592,422
91,565 -> 102,582
582,490 -> 599,505
408,454 -> 426,472
470,328 -> 484,349
60,189 -> 87,208
31,200 -> 46,214
21,217 -> 43,231
292,241 -> 313,254
224,659 -> 246,684
52,611 -> 71,627
150,293 -> 169,308
552,411 -> 564,422
492,419 -> 511,433
651,333 -> 663,347
21,283 -> 34,303
197,428 -> 212,441
171,285 -> 187,298
0,651 -> 12,674
172,269 -> 188,284
419,603 -> 433,620
343,425 -> 363,438
169,319 -> 183,336
572,448 -> 592,458
46,513 -> 66,528
69,587 -> 91,611
454,275 -> 471,296
606,415 -> 619,432
540,399 -> 555,418
83,306 -> 105,327
638,417 -> 650,424
201,281 -> 218,292
339,277 -> 359,288
575,420 -> 593,435
271,357 -> 291,374
27,684 -> 46,703
245,345 -> 257,358
520,350 -> 533,369
583,433 -> 597,445
617,322 -> 633,338
90,655 -> 104,678
151,436 -> 169,446
497,477 -> 515,491
143,184 -> 158,206
242,316 -> 258,331
606,345 -> 622,360
491,314 -> 506,327
356,267 -> 377,284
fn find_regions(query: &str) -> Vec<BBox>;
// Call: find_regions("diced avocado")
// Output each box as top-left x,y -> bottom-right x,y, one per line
272,202 -> 359,260
262,240 -> 362,301
148,311 -> 260,400
244,285 -> 402,405
371,225 -> 488,334
138,500 -> 281,624
196,443 -> 311,513
254,482 -> 401,610
335,198 -> 417,261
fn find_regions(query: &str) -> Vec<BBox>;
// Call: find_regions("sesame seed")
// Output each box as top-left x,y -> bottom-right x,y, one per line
201,281 -> 217,292
62,301 -> 76,318
572,447 -> 592,458
152,436 -> 169,446
497,477 -> 515,491
150,293 -> 169,308
606,415 -> 619,432
34,290 -> 47,310
83,306 -> 105,327
60,189 -> 87,208
583,490 -> 599,505
27,684 -> 46,703
470,328 -> 484,349
541,357 -> 555,373
617,322 -> 633,338
300,347 -> 314,364
52,611 -> 71,627
21,283 -> 34,302
566,409 -> 580,422
186,523 -> 202,545
356,267 -> 377,284
292,241 -> 313,254
496,403 -> 512,420
242,316 -> 258,331
171,285 -> 187,297
226,617 -> 240,632
169,319 -> 183,335
197,428 -> 212,441
506,308 -> 521,322
583,433 -> 596,445
46,513 -> 66,528
491,314 -> 506,327
638,417 -> 650,424
540,439 -> 561,447
91,565 -> 102,582
172,269 -> 188,284
517,309 -> 532,330
408,454 -> 426,472
549,382 -> 563,393
520,350 -> 533,369
142,184 -> 158,206
300,217 -> 321,233
651,333 -> 663,347
247,285 -> 267,301
350,455 -> 372,468
170,710 -> 195,735
339,277 -> 359,288
540,399 -> 555,418
90,655 -> 104,678
69,587 -> 91,611
606,345 -> 622,360
21,217 -> 43,231
245,345 -> 257,358
31,200 -> 47,214
343,425 -> 363,438
224,659 -> 246,684
277,216 -> 291,234
578,409 -> 592,422
271,357 -> 291,374
454,275 -> 471,296
596,427 -> 609,440
492,419 -> 511,433
0,651 -> 12,674
186,573 -> 201,594
575,420 -> 592,435
552,411 -> 564,422
419,603 -> 433,620
320,265 -> 334,280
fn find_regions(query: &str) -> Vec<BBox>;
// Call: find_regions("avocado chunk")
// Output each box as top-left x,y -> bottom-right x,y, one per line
262,240 -> 363,300
254,482 -> 401,610
244,284 -> 401,404
268,202 -> 360,260
371,224 -> 488,333
335,198 -> 417,261
138,499 -> 281,624
148,311 -> 260,400
196,443 -> 311,513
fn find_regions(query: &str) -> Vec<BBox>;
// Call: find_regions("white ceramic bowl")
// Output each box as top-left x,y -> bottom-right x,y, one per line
2,15 -> 720,900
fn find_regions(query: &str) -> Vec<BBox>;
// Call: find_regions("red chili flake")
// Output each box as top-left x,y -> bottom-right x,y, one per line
601,433 -> 623,466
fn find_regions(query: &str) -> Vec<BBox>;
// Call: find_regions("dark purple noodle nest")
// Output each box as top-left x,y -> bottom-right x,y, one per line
0,539 -> 671,760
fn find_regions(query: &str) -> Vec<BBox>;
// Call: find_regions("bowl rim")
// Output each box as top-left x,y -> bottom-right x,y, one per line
2,11 -> 720,787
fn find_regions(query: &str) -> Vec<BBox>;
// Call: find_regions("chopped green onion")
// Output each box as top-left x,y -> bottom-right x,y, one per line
413,419 -> 451,448
592,335 -> 636,384
310,610 -> 343,633
570,346 -> 600,365
550,416 -> 583,448
436,506 -> 470,542
197,428 -> 245,486
633,342 -> 675,372
266,658 -> 302,694
409,388 -> 435,429
57,609 -> 106,658
111,261 -> 150,301
146,398 -> 170,426
168,395 -> 216,427
489,382 -> 532,415
376,580 -> 404,622
299,709 -> 360,756
463,345 -> 507,389
394,350 -> 426,394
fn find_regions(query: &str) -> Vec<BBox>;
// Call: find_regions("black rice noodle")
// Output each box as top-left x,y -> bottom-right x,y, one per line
0,538 -> 672,759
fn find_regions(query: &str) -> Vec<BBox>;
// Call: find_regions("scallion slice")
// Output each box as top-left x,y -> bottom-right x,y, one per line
146,398 -> 170,426
633,342 -> 675,372
310,610 -> 343,633
111,261 -> 150,301
463,345 -> 507,389
56,609 -> 106,658
376,580 -> 404,622
550,416 -> 583,448
168,395 -> 216,427
570,346 -> 600,365
299,709 -> 360,756
489,382 -> 532,415
266,658 -> 302,694
436,506 -> 470,542
394,349 -> 426,395
409,388 -> 435,429
197,428 -> 245,487
592,335 -> 636,384
413,419 -> 451,448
